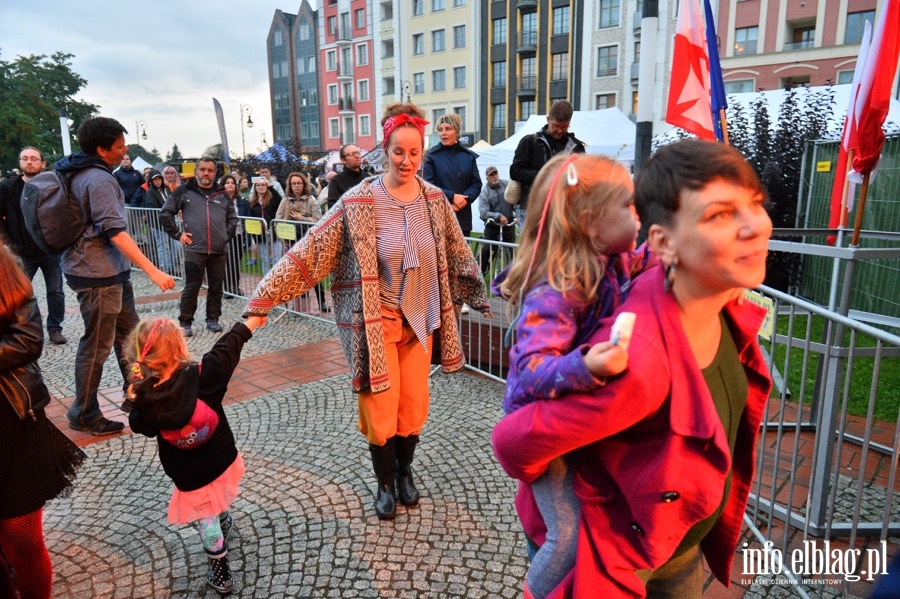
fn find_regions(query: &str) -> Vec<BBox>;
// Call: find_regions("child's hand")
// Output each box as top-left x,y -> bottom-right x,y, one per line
583,341 -> 628,379
245,315 -> 267,332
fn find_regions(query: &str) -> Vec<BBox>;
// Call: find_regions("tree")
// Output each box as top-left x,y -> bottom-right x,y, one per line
125,143 -> 162,165
0,51 -> 98,169
166,144 -> 183,162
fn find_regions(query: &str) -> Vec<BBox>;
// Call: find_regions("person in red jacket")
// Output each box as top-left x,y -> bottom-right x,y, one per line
493,139 -> 774,598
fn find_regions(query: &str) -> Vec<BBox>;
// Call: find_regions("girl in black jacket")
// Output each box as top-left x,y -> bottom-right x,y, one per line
125,316 -> 262,595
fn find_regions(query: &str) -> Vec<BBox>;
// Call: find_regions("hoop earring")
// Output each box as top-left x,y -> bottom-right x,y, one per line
664,262 -> 676,293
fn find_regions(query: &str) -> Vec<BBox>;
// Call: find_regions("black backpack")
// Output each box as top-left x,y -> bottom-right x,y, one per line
21,166 -> 102,255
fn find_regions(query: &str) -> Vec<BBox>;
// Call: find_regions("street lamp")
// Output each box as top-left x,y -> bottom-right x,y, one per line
402,80 -> 412,103
259,129 -> 268,151
134,120 -> 148,141
240,104 -> 254,156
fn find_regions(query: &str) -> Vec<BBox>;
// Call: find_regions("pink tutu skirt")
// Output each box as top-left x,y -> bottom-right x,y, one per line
167,454 -> 245,525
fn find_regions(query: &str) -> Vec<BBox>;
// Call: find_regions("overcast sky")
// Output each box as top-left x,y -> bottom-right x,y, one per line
1,1 -> 290,158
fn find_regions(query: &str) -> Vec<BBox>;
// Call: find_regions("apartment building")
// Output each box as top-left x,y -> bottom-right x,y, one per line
269,5 -> 322,153
480,0 -> 588,143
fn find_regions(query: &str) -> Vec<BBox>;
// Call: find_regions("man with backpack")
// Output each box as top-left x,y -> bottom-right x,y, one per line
509,100 -> 586,222
0,146 -> 68,345
57,116 -> 175,436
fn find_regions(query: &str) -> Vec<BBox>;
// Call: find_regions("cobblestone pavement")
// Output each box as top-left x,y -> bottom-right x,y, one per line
29,271 -> 878,598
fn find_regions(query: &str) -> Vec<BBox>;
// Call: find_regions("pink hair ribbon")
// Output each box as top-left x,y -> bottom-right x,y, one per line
382,114 -> 430,149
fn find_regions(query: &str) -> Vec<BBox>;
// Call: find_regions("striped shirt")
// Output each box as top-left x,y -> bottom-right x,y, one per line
372,178 -> 441,347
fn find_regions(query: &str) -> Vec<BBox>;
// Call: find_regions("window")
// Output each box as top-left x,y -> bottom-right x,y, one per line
595,93 -> 616,110
358,80 -> 369,102
596,45 -> 618,77
433,0 -> 445,11
493,18 -> 507,44
553,7 -> 570,35
329,118 -> 340,138
522,13 -> 537,46
360,115 -> 371,137
632,91 -> 639,116
433,29 -> 446,52
780,75 -> 810,88
274,29 -> 284,46
433,69 -> 446,91
837,70 -> 854,84
355,8 -> 365,29
382,40 -> 395,58
308,57 -> 316,73
599,0 -> 620,28
357,44 -> 369,65
845,10 -> 875,44
724,79 -> 754,94
454,66 -> 466,88
384,77 -> 396,95
297,58 -> 307,75
412,0 -> 423,16
327,84 -> 338,105
299,23 -> 310,40
521,56 -> 536,90
454,25 -> 466,48
328,16 -> 337,34
786,26 -> 815,50
414,72 -> 425,94
453,0 -> 466,5
433,108 -> 446,122
413,33 -> 424,55
521,99 -> 535,120
734,26 -> 758,55
492,103 -> 506,128
454,106 -> 466,129
326,50 -> 337,71
551,53 -> 569,80
492,61 -> 507,87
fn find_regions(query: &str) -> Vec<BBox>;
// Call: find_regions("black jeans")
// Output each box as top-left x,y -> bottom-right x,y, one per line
480,222 -> 516,273
180,252 -> 226,325
68,280 -> 139,425
21,253 -> 65,332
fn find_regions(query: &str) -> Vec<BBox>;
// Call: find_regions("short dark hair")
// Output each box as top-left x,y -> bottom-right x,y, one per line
548,100 -> 573,123
196,156 -> 217,169
339,144 -> 357,159
19,146 -> 45,162
76,117 -> 127,156
634,140 -> 765,229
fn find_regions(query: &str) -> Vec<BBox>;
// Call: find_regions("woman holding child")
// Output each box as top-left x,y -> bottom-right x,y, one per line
493,140 -> 774,598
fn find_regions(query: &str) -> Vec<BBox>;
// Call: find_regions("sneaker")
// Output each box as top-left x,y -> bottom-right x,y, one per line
48,330 -> 67,344
182,324 -> 193,337
69,417 -> 125,436
206,319 -> 224,333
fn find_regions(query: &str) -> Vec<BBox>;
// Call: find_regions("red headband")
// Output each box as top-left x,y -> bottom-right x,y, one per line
382,114 -> 429,149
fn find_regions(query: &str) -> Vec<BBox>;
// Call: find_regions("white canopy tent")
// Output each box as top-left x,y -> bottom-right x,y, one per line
131,156 -> 153,172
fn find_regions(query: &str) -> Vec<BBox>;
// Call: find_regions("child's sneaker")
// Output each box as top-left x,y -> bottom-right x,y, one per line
219,512 -> 234,544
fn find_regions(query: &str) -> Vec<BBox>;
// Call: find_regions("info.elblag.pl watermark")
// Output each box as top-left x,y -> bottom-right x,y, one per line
741,540 -> 889,585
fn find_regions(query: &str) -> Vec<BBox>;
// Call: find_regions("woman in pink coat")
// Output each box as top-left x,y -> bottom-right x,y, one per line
493,140 -> 774,598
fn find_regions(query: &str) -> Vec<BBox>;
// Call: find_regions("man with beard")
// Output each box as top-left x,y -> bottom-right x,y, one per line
161,157 -> 237,337
509,100 -> 586,221
326,144 -> 367,209
0,146 -> 68,344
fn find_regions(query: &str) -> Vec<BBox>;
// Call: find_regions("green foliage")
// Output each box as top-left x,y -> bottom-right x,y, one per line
125,143 -> 162,164
728,85 -> 836,292
166,144 -> 183,162
0,51 -> 98,169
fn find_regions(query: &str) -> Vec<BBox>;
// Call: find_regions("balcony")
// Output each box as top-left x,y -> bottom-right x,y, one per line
784,39 -> 814,51
517,30 -> 537,53
338,64 -> 354,80
338,96 -> 355,112
337,25 -> 352,44
517,75 -> 536,96
517,0 -> 537,10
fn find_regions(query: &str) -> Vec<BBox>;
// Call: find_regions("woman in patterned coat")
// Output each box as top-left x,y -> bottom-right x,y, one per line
246,103 -> 490,520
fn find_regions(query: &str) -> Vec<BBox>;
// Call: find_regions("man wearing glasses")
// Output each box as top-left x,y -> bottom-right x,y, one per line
509,100 -> 586,221
0,147 -> 68,344
327,144 -> 368,209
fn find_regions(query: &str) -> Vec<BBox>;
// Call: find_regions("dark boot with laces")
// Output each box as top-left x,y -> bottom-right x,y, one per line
206,548 -> 235,595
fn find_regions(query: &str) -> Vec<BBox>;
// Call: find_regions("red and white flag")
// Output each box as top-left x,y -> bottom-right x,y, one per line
666,0 -> 715,140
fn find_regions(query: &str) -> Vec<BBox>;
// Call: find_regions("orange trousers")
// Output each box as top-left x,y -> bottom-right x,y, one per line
357,307 -> 433,446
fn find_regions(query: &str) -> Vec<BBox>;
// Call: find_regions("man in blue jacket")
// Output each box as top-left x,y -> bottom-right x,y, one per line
60,117 -> 175,435
160,157 -> 237,337
114,154 -> 145,206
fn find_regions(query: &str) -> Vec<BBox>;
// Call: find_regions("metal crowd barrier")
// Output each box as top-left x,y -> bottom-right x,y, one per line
127,207 -> 899,590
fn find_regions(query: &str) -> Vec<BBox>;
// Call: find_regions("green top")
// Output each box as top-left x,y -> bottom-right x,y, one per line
673,313 -> 748,556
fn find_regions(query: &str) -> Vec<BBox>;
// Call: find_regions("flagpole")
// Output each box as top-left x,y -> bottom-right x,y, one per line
719,108 -> 729,144
850,171 -> 870,246
839,148 -> 854,230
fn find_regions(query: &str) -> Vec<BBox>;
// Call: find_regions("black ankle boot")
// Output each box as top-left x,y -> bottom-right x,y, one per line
369,439 -> 396,520
395,435 -> 420,507
206,549 -> 235,595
